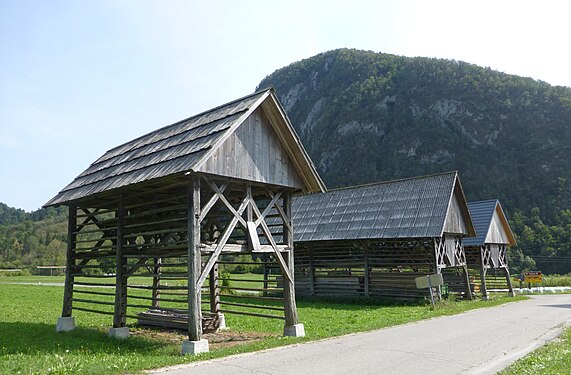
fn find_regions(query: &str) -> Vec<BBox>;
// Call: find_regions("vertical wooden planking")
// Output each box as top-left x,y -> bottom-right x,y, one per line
62,204 -> 77,317
187,177 -> 202,341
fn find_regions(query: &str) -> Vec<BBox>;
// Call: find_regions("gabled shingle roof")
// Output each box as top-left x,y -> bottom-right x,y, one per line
45,88 -> 324,207
463,200 -> 516,246
293,172 -> 475,242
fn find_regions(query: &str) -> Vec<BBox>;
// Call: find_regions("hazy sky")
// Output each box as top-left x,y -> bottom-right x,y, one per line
1,0 -> 570,211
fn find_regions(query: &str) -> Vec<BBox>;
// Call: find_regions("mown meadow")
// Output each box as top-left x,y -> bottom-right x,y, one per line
0,279 -> 526,375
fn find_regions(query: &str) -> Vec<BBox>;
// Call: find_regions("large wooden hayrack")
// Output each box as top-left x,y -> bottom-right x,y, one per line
45,88 -> 325,354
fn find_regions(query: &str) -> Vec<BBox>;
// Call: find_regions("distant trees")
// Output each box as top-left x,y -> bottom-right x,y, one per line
0,203 -> 67,269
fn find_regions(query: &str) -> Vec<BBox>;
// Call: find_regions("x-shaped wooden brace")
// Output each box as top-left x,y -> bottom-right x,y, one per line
196,180 -> 249,289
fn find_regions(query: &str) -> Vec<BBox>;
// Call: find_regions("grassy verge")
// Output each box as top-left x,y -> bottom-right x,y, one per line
499,326 -> 571,374
0,284 -> 525,375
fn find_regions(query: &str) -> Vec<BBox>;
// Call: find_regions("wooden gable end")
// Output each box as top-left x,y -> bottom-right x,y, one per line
443,193 -> 470,235
485,205 -> 515,246
442,177 -> 475,237
196,108 -> 304,189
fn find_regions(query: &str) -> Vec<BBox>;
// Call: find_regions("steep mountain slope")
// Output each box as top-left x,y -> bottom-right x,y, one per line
258,49 -> 571,223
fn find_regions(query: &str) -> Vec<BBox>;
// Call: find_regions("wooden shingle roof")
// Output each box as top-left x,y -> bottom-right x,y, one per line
45,88 -> 325,207
463,200 -> 516,247
293,172 -> 475,242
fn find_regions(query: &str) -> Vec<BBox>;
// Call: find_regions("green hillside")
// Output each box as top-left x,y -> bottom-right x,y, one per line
0,203 -> 67,271
258,48 -> 571,273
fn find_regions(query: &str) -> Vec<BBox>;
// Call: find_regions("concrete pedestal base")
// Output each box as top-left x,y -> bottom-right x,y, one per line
508,291 -> 516,297
217,313 -> 228,331
56,316 -> 75,332
481,295 -> 489,301
108,327 -> 130,339
284,323 -> 305,337
182,339 -> 209,355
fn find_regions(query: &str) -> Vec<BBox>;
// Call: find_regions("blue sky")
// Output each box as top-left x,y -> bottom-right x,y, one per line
1,0 -> 570,211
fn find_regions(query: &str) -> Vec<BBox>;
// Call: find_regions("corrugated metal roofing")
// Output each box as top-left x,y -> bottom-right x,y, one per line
45,88 -> 325,207
463,200 -> 515,246
293,172 -> 467,242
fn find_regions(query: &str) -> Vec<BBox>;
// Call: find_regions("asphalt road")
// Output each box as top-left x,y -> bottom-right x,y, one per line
151,294 -> 571,375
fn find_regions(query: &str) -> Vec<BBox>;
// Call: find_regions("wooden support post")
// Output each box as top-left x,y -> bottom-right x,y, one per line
113,194 -> 127,328
209,263 -> 220,315
282,191 -> 303,337
364,242 -> 370,297
504,266 -> 515,297
308,250 -> 315,296
152,257 -> 161,308
263,257 -> 269,297
432,239 -> 443,300
480,246 -> 489,300
461,264 -> 473,300
62,204 -> 77,317
187,177 -> 202,342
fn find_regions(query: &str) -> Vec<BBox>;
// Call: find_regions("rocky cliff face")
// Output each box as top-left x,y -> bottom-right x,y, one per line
258,49 -> 571,219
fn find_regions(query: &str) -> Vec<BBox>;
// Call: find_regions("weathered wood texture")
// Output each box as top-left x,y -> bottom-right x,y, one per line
62,175 -> 299,340
294,237 -> 471,300
198,109 -> 303,190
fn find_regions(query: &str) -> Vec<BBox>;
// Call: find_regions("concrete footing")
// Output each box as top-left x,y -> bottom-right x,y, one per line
481,295 -> 489,301
284,323 -> 305,337
508,291 -> 516,297
108,327 -> 130,339
217,313 -> 227,331
56,316 -> 76,332
182,339 -> 209,355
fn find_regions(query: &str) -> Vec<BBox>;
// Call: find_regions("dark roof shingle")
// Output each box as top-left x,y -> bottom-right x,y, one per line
293,172 -> 469,242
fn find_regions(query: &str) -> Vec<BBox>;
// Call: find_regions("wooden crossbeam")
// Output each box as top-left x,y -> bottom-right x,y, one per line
254,191 -> 282,227
199,181 -> 228,222
197,196 -> 249,289
250,199 -> 292,282
206,179 -> 247,229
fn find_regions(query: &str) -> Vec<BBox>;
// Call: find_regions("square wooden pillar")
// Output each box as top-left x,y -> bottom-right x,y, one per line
112,194 -> 128,331
282,191 -> 304,337
57,204 -> 77,332
183,176 -> 208,354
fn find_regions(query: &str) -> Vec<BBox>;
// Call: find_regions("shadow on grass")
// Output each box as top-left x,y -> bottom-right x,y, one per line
297,295 -> 428,310
0,322 -> 172,355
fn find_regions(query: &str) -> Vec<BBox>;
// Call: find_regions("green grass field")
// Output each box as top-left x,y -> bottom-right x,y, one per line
499,326 -> 571,375
0,279 -> 526,375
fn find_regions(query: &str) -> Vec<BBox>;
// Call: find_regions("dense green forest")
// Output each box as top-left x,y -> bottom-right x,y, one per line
2,49 -> 571,275
258,48 -> 571,274
0,203 -> 67,271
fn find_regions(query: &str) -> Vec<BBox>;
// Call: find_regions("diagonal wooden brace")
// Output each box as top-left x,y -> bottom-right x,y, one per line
249,198 -> 293,282
207,179 -> 247,229
199,181 -> 228,223
196,197 -> 249,289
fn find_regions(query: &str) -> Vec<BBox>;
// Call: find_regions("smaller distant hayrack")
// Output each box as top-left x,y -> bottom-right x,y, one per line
292,172 -> 477,300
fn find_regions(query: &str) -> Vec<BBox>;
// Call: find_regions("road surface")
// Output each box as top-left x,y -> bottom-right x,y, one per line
151,294 -> 571,375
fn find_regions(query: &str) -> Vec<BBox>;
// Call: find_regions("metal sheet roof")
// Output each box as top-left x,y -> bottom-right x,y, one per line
293,172 -> 472,242
463,200 -> 516,246
45,88 -> 325,207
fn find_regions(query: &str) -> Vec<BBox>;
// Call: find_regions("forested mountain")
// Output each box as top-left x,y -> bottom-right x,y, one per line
258,48 -> 571,273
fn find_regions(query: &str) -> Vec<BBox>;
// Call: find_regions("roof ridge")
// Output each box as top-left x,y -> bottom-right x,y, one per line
324,171 -> 458,193
98,88 -> 272,158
